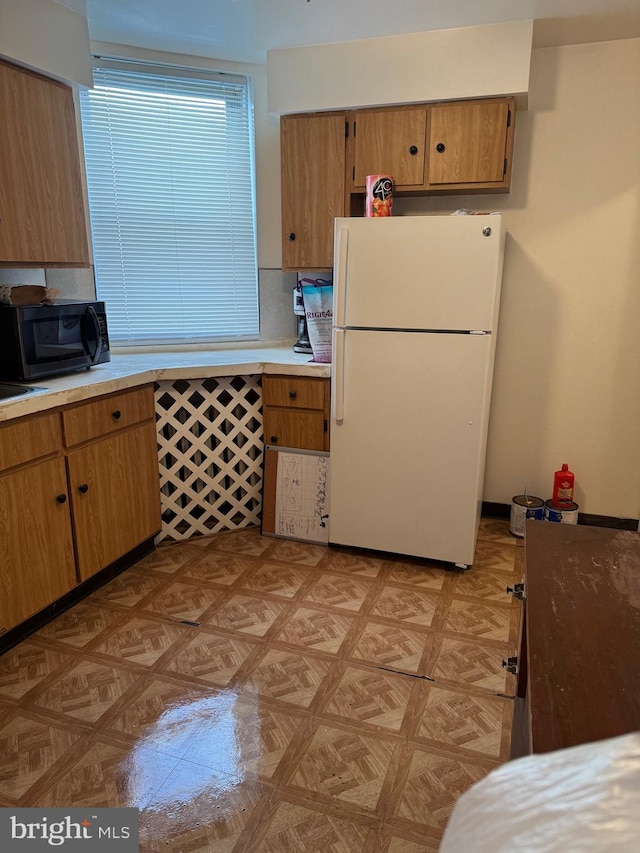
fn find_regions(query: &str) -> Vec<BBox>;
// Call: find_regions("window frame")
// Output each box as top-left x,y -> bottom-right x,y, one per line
79,55 -> 260,348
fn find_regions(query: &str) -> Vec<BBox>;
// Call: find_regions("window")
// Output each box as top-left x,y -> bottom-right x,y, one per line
79,59 -> 258,345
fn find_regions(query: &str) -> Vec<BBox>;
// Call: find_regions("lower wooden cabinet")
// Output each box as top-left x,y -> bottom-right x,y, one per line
0,457 -> 76,633
263,375 -> 330,451
0,384 -> 161,636
261,375 -> 331,541
67,421 -> 161,581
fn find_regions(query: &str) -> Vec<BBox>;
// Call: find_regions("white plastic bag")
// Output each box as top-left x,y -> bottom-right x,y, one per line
440,732 -> 640,852
301,280 -> 333,363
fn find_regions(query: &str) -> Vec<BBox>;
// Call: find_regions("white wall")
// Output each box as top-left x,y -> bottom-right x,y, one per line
0,0 -> 92,86
117,36 -> 639,517
267,20 -> 533,114
398,39 -> 640,518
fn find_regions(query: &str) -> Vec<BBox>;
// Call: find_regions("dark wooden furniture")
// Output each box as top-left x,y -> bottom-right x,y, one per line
511,520 -> 640,758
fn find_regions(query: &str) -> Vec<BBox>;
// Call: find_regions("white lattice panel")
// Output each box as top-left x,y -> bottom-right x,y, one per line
155,376 -> 263,542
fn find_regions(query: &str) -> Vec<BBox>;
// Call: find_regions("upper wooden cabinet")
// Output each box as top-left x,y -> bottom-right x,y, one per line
0,59 -> 90,266
427,97 -> 515,191
350,106 -> 427,191
280,96 -> 516,268
281,112 -> 347,271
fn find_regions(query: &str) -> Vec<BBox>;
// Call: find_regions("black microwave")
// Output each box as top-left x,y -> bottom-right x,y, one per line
0,300 -> 111,381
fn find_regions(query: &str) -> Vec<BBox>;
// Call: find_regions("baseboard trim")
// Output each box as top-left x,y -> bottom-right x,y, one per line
0,536 -> 157,657
482,501 -> 638,532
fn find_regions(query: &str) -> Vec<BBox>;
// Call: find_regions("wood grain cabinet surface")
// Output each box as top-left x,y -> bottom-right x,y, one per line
280,111 -> 347,272
63,384 -> 161,581
0,59 -> 90,266
0,385 -> 161,634
263,375 -> 330,452
67,420 -> 161,582
62,386 -> 155,447
0,416 -> 76,635
281,96 -> 515,268
350,106 -> 427,191
427,97 -> 515,192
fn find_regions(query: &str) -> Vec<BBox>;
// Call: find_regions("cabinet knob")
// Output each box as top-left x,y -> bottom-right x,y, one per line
112,409 -> 122,420
436,142 -> 446,153
55,494 -> 67,504
78,483 -> 89,494
270,435 -> 278,444
409,145 -> 418,155
288,233 -> 296,241
289,390 -> 297,399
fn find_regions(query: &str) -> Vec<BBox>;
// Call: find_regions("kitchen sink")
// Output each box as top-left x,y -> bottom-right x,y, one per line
0,383 -> 39,400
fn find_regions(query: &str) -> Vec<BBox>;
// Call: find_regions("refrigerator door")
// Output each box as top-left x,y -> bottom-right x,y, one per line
333,214 -> 505,332
329,329 -> 496,565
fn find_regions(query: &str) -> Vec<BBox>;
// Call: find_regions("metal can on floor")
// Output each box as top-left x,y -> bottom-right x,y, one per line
545,499 -> 579,524
510,495 -> 545,538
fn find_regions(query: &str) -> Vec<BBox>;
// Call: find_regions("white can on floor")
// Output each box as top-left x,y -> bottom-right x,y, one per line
510,495 -> 545,538
545,500 -> 579,524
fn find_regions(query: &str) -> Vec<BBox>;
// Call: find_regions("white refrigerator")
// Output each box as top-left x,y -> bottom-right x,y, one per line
329,214 -> 506,568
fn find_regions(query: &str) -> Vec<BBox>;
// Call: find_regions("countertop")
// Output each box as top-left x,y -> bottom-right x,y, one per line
0,346 -> 331,422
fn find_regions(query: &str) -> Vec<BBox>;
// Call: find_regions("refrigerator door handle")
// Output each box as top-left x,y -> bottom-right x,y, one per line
334,226 -> 349,327
332,328 -> 346,422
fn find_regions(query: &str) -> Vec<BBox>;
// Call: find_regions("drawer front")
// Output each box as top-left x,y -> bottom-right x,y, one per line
0,412 -> 61,472
263,376 -> 326,410
63,385 -> 155,447
264,408 -> 326,451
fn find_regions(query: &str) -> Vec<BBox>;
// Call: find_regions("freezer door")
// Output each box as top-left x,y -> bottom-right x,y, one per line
333,215 -> 505,332
329,329 -> 496,566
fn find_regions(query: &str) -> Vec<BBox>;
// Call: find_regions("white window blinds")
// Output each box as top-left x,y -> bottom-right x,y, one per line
79,60 -> 258,345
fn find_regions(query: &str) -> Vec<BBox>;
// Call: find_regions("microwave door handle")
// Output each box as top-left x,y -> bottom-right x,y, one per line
83,306 -> 102,363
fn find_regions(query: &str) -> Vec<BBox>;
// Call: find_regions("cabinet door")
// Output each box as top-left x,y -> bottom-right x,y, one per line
0,458 -> 76,634
281,112 -> 346,271
0,59 -> 89,265
264,409 -> 326,452
352,107 -> 427,189
428,98 -> 513,187
67,422 -> 161,581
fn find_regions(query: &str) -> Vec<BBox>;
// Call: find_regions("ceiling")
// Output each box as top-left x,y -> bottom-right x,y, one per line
59,0 -> 640,65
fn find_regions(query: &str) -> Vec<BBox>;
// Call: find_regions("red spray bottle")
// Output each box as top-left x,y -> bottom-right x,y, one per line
552,464 -> 575,507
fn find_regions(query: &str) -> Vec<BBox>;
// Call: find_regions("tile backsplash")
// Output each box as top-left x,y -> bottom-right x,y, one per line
45,267 -> 97,300
258,267 -> 297,342
0,268 -> 47,286
0,267 -> 96,300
